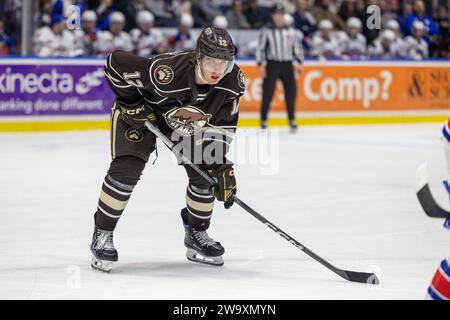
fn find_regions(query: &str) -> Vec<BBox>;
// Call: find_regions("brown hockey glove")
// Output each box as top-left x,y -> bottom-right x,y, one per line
116,99 -> 157,128
209,164 -> 236,209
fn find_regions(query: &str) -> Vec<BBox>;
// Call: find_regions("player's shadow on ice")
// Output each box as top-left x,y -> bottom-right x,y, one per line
114,260 -> 261,280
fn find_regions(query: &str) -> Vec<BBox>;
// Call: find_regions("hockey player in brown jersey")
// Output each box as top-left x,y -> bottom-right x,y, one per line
90,27 -> 245,272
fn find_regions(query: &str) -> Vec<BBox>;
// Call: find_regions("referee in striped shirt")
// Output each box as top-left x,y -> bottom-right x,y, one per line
256,4 -> 304,132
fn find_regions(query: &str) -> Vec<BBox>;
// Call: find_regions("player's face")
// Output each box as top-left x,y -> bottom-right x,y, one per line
321,28 -> 331,39
413,28 -> 424,38
200,56 -> 230,84
83,21 -> 96,32
348,27 -> 359,37
382,39 -> 392,49
52,21 -> 66,33
110,22 -> 123,34
140,22 -> 152,33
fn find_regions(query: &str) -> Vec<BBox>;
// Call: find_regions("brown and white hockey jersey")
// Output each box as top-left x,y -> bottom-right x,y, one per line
104,50 -> 246,163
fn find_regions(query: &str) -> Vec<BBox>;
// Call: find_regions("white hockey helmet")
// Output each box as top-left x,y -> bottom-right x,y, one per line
137,10 -> 154,26
82,10 -> 97,22
386,19 -> 400,31
381,29 -> 396,42
346,17 -> 362,30
412,20 -> 426,31
212,15 -> 228,29
109,11 -> 125,24
180,13 -> 194,27
319,19 -> 333,30
284,13 -> 294,27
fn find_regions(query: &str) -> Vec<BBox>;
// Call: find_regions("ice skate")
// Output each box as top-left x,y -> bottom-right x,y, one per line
184,225 -> 225,266
90,227 -> 118,273
289,120 -> 298,133
261,120 -> 267,129
181,209 -> 224,266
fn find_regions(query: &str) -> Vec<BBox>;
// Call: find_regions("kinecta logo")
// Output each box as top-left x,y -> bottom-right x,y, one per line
0,67 -> 104,95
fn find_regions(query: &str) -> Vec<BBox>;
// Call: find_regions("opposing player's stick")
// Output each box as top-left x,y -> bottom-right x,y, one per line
416,162 -> 450,219
145,121 -> 380,285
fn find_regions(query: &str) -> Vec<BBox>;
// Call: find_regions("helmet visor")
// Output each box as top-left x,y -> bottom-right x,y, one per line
200,55 -> 234,75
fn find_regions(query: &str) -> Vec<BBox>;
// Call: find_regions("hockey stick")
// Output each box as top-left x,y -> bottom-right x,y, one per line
416,162 -> 450,219
145,121 -> 380,285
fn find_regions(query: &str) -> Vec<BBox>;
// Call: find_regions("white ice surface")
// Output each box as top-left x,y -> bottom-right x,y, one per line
0,123 -> 449,300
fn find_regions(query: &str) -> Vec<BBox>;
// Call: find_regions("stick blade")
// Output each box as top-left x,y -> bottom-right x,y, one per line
338,270 -> 380,285
417,184 -> 450,218
415,162 -> 450,219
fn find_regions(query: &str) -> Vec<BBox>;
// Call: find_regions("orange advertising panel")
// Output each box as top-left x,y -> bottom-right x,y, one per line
238,62 -> 450,112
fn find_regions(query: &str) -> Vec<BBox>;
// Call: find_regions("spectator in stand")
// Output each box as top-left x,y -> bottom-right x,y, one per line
74,10 -> 98,56
171,0 -> 192,17
310,19 -> 341,59
341,17 -> 367,59
245,0 -> 270,29
0,19 -> 15,55
405,0 -> 440,38
94,0 -> 114,31
225,0 -> 251,29
39,0 -> 54,27
405,0 -> 440,56
397,1 -> 413,35
109,11 -> 133,52
284,13 -> 294,28
385,19 -> 406,57
404,20 -> 429,60
293,0 -> 317,39
213,15 -> 229,29
354,0 -> 366,14
144,0 -> 177,27
197,0 -> 223,26
379,0 -> 399,25
368,29 -> 403,59
95,11 -> 133,56
167,13 -> 197,52
312,0 -> 345,30
33,15 -> 83,57
435,4 -> 450,58
338,0 -> 357,23
130,11 -> 165,57
120,0 -> 149,32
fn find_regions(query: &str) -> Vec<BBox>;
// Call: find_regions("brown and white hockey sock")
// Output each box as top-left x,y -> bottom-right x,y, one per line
185,184 -> 215,231
95,174 -> 134,231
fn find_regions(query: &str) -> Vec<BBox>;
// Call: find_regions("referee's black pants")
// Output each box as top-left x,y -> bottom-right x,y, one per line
261,61 -> 297,123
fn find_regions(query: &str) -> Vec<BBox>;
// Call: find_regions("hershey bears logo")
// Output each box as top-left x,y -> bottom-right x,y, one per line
125,128 -> 144,142
154,65 -> 174,85
164,106 -> 212,136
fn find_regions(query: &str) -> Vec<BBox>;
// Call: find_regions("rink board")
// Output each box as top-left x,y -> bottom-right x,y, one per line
0,58 -> 449,131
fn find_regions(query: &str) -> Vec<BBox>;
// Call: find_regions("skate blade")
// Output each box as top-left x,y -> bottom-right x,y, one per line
91,256 -> 114,273
186,248 -> 224,266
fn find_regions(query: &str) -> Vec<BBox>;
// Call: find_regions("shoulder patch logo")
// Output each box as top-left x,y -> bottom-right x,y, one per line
164,106 -> 212,136
125,128 -> 144,142
154,65 -> 174,85
238,70 -> 245,89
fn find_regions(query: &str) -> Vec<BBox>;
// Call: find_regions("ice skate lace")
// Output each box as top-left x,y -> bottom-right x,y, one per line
193,230 -> 215,247
95,230 -> 115,250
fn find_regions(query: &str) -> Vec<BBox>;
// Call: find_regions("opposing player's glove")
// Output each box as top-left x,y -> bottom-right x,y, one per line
116,98 -> 157,128
209,164 -> 236,209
